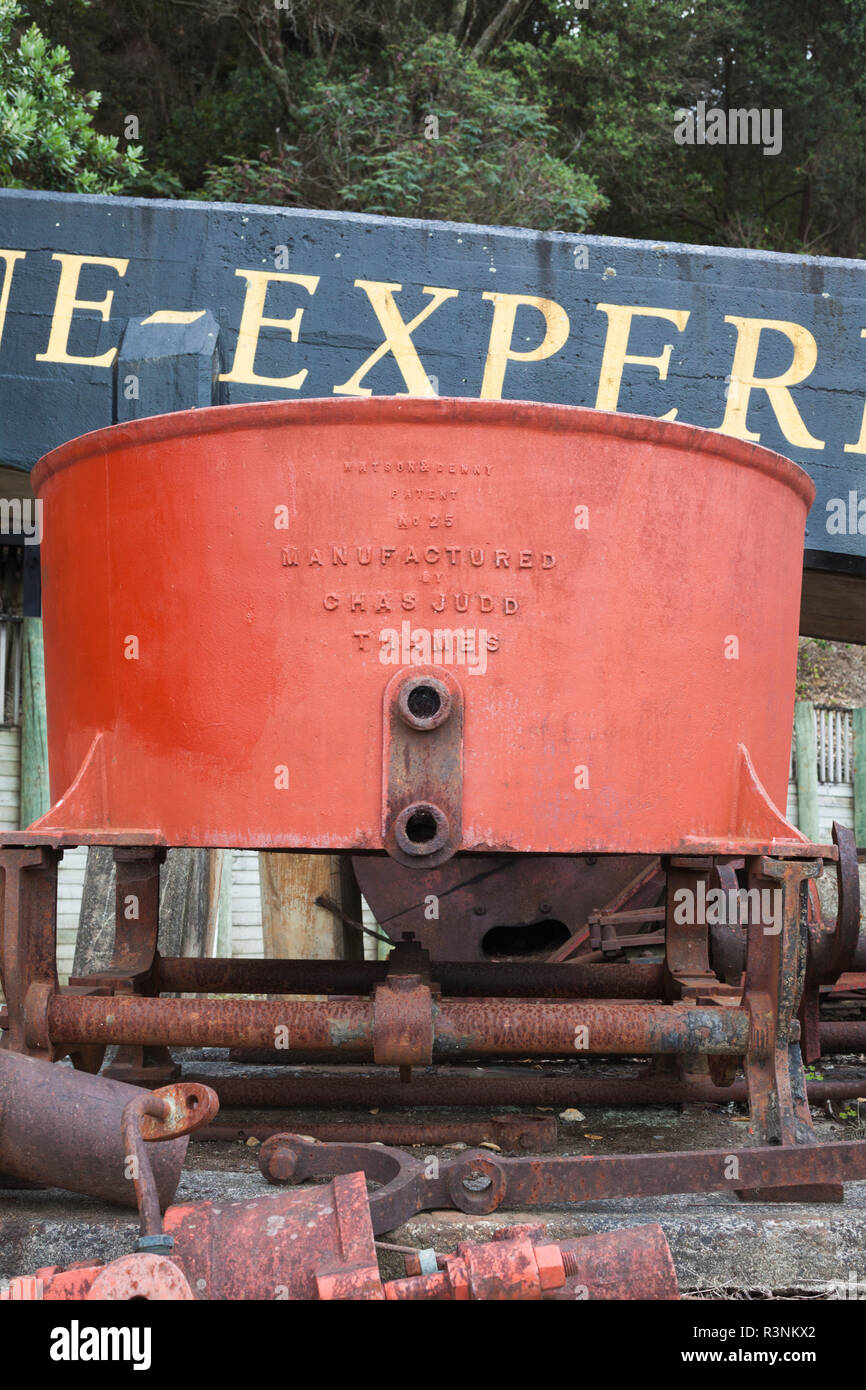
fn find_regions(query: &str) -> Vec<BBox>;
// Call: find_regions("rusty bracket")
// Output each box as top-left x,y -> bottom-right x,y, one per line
121,1081 -> 219,1245
743,855 -> 819,1150
382,667 -> 463,869
372,975 -> 434,1072
0,846 -> 62,1061
663,857 -> 719,1000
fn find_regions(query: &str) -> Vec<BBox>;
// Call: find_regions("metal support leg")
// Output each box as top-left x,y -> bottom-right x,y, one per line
67,846 -> 178,1084
105,846 -> 178,1084
738,853 -> 841,1201
0,845 -> 61,1060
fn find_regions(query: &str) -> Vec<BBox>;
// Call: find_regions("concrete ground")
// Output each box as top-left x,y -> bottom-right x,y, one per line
4,1052 -> 866,1296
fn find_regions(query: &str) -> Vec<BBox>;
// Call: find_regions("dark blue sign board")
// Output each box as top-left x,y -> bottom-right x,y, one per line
0,188 -> 864,638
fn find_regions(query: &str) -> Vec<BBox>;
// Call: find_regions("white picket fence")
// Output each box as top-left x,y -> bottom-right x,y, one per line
790,706 -> 855,783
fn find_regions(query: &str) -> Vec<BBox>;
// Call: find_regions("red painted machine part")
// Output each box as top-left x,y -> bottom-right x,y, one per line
29,398 -> 812,853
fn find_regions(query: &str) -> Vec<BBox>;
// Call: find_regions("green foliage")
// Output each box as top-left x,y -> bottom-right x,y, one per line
21,0 -> 866,255
203,33 -> 603,230
0,0 -> 143,192
149,65 -> 285,195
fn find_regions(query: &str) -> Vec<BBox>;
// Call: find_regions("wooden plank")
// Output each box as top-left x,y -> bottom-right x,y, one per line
794,701 -> 821,843
19,616 -> 48,828
258,852 -> 363,961
73,845 -> 213,975
800,567 -> 866,645
204,848 -> 233,958
71,846 -> 114,975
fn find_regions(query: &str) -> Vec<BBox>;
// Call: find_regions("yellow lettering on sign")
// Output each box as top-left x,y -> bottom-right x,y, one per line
0,250 -> 26,353
595,304 -> 690,418
843,329 -> 866,454
480,292 -> 569,399
333,282 -> 458,396
35,253 -> 129,367
715,316 -> 824,448
219,270 -> 320,388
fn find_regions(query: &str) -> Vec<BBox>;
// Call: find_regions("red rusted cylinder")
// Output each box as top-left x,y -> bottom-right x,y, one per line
384,1225 -> 678,1300
0,1050 -> 188,1208
164,1170 -> 382,1301
29,399 -> 812,855
549,1225 -> 679,1300
154,956 -> 665,999
47,994 -> 749,1056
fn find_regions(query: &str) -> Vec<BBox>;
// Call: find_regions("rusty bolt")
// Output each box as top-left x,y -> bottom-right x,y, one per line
533,1243 -> 566,1291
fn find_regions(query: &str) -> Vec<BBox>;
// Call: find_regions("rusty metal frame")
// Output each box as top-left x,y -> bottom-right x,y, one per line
2,825 -> 864,1211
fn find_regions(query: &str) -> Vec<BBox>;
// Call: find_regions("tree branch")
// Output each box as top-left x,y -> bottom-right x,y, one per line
471,0 -> 533,61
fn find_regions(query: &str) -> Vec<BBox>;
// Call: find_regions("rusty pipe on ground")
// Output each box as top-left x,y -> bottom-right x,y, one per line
0,1050 -> 189,1208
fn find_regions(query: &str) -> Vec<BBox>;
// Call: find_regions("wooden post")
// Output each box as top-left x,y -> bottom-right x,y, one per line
72,847 -> 114,975
854,706 -> 866,849
74,846 -> 220,976
205,849 -> 233,957
794,700 -> 820,843
19,616 -> 49,828
259,852 -> 363,961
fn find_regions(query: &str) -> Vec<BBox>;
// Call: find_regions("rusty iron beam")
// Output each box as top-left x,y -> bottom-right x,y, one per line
260,1132 -> 866,1231
193,1113 -> 557,1151
820,1022 -> 866,1053
430,999 -> 749,1054
187,1064 -> 866,1109
148,955 -> 665,998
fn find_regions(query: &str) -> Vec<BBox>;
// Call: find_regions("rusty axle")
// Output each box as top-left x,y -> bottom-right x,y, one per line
46,994 -> 751,1056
